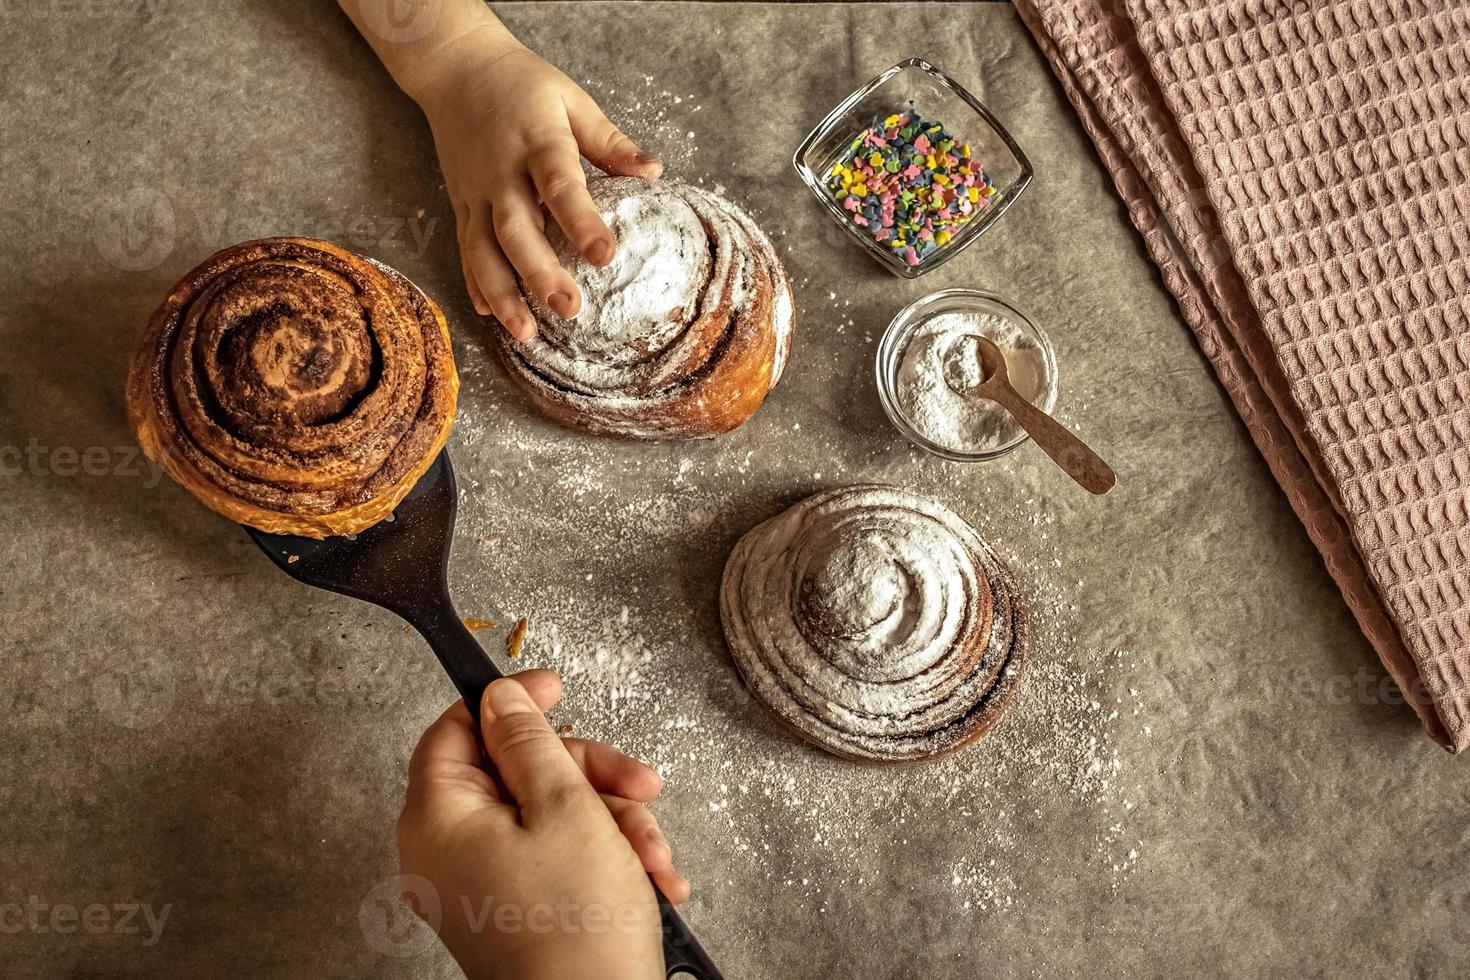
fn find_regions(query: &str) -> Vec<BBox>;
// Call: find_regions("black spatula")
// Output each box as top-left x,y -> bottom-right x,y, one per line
246,450 -> 722,979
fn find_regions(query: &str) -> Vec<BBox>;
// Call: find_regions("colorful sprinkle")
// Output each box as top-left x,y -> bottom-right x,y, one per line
824,102 -> 999,266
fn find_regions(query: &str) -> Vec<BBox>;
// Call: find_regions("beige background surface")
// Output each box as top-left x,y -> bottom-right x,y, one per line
1,1 -> 1467,977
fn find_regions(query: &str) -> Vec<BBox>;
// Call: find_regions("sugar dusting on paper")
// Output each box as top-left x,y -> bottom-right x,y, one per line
447,92 -> 1145,922
449,412 -> 1145,918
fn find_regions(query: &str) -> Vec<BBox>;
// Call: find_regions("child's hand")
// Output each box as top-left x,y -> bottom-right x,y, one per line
414,35 -> 663,342
337,1 -> 661,341
397,670 -> 686,980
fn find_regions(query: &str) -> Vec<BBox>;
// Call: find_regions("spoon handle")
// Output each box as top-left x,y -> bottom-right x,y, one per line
988,386 -> 1116,495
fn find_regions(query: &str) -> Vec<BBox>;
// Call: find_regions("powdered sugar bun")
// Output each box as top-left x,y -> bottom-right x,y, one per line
494,176 -> 794,439
720,485 -> 1028,763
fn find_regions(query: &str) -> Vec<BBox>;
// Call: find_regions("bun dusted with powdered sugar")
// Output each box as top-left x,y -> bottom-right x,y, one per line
720,485 -> 1028,763
493,176 -> 794,439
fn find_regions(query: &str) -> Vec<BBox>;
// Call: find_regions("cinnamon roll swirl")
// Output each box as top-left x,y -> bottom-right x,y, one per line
492,176 -> 794,439
126,238 -> 458,538
720,485 -> 1028,763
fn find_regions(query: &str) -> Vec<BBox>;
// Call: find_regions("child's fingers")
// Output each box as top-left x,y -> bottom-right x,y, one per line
404,700 -> 508,808
491,181 -> 582,320
570,97 -> 663,179
479,679 -> 602,825
601,795 -> 676,874
652,867 -> 692,905
461,205 -> 535,342
406,672 -> 561,780
509,668 -> 564,713
526,138 -> 615,267
458,241 -> 490,316
564,738 -> 662,802
409,700 -> 482,774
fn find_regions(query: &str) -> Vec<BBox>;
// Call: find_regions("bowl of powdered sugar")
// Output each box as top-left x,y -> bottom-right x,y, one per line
876,288 -> 1058,461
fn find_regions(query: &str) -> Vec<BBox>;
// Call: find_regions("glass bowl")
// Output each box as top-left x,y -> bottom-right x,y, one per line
876,288 -> 1059,461
793,58 -> 1034,278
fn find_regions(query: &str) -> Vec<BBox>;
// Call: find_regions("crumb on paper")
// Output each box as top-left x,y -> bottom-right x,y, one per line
506,617 -> 528,659
462,617 -> 496,632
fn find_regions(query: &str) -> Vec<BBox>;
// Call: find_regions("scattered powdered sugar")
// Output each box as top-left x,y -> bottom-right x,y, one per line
895,311 -> 1055,455
586,77 -> 703,173
445,96 -> 1142,929
449,400 -> 1145,918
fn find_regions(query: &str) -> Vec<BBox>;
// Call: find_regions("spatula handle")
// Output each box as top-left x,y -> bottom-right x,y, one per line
658,889 -> 723,979
409,601 -> 505,718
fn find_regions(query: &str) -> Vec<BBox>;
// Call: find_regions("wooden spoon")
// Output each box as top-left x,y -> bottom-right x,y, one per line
972,335 -> 1116,495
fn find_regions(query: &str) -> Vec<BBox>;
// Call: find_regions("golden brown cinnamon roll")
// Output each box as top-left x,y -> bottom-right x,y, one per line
720,485 -> 1028,763
492,177 -> 794,439
126,238 -> 458,539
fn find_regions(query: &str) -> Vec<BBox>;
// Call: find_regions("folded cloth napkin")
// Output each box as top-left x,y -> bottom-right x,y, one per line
1014,0 -> 1470,749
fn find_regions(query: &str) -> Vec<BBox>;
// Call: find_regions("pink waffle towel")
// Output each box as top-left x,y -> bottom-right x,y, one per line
1014,0 -> 1470,748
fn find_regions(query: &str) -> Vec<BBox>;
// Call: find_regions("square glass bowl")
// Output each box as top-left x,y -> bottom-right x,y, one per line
793,58 -> 1034,278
